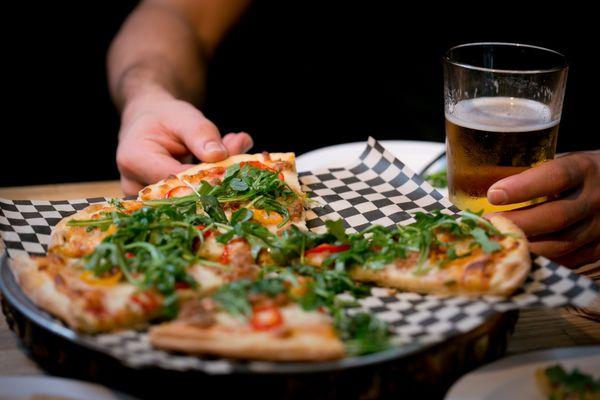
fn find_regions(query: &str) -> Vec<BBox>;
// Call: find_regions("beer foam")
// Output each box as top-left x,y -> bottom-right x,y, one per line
446,97 -> 559,132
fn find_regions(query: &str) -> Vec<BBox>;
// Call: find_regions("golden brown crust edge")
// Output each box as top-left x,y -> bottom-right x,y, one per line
487,215 -> 531,296
9,255 -> 86,330
9,255 -> 162,333
149,321 -> 345,361
351,215 -> 531,296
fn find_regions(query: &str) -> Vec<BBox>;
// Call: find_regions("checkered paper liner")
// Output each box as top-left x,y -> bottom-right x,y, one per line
0,137 -> 597,373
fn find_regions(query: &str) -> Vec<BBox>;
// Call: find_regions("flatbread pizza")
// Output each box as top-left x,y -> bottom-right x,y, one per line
7,152 -> 533,361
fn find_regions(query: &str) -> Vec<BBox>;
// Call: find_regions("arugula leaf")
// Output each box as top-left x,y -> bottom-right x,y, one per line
325,219 -> 350,244
545,364 -> 600,395
230,208 -> 253,225
229,178 -> 249,192
334,310 -> 390,356
199,195 -> 228,224
470,227 -> 501,253
212,277 -> 288,318
424,168 -> 448,188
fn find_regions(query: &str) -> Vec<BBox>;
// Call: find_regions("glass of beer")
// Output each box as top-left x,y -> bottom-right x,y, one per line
443,43 -> 568,213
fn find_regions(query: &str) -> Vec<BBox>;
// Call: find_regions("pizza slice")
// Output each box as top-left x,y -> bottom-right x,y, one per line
303,212 -> 531,296
149,299 -> 346,361
149,269 -> 390,361
138,152 -> 306,233
12,199 -> 264,333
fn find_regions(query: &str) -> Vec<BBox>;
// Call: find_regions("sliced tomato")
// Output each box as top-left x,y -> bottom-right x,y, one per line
165,185 -> 195,199
239,161 -> 284,180
305,243 -> 350,255
131,291 -> 161,313
250,305 -> 283,330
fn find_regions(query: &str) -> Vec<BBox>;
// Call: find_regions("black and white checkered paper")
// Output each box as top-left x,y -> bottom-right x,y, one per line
1,137 -> 598,373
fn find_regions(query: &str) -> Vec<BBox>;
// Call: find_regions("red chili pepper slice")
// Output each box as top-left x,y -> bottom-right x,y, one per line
175,282 -> 191,290
195,225 -> 213,239
250,305 -> 283,331
165,185 -> 195,199
305,243 -> 350,255
125,252 -> 135,259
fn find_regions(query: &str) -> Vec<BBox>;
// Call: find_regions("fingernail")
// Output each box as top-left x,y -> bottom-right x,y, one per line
240,133 -> 254,152
204,140 -> 227,153
488,188 -> 508,205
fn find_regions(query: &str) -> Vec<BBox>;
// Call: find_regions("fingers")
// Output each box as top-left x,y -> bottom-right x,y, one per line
488,155 -> 586,205
120,176 -> 144,196
553,240 -> 600,268
117,140 -> 193,191
222,132 -> 254,155
529,216 -> 600,259
496,189 -> 589,237
175,114 -> 229,162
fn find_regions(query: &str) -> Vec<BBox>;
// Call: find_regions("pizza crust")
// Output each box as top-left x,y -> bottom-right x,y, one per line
149,304 -> 345,361
350,215 -> 531,296
10,255 -> 166,333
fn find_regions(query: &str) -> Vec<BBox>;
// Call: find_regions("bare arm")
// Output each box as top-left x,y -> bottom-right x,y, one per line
108,0 -> 249,108
107,0 -> 253,194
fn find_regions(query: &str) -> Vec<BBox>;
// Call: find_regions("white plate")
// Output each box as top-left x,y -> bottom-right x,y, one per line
0,375 -> 137,400
445,346 -> 600,400
296,140 -> 445,173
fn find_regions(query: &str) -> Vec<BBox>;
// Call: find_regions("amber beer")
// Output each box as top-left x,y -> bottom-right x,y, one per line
446,96 -> 559,213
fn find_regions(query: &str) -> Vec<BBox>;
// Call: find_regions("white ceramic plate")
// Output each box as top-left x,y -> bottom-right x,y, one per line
445,346 -> 600,400
296,140 -> 445,174
0,375 -> 138,400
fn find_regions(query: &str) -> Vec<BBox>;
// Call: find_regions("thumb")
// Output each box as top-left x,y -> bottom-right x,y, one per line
176,113 -> 229,162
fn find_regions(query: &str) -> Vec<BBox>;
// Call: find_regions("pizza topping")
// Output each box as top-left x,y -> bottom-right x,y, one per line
165,185 -> 195,199
252,208 -> 283,226
239,161 -> 284,180
210,265 -> 388,355
307,211 -> 505,274
250,304 -> 283,330
80,269 -> 123,286
131,291 -> 162,314
143,162 -> 299,228
83,291 -> 106,316
537,364 -> 600,399
178,299 -> 216,328
305,244 -> 351,255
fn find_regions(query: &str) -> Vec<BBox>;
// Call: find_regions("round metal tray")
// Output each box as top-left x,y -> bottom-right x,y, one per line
0,254 -> 519,399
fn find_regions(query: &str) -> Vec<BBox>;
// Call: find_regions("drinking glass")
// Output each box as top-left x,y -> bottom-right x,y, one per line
443,43 -> 568,213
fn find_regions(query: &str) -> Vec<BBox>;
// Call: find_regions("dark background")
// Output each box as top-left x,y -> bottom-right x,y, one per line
3,1 -> 598,187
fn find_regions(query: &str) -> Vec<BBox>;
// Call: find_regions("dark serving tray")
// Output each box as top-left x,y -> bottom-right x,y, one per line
0,254 -> 519,399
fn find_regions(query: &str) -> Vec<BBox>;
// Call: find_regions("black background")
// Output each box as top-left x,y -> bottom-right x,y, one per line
2,1 -> 598,187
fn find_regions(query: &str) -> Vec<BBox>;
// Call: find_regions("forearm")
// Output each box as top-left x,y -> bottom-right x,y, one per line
108,2 -> 205,110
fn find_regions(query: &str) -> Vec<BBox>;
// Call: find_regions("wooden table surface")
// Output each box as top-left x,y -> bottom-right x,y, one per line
0,181 -> 598,377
